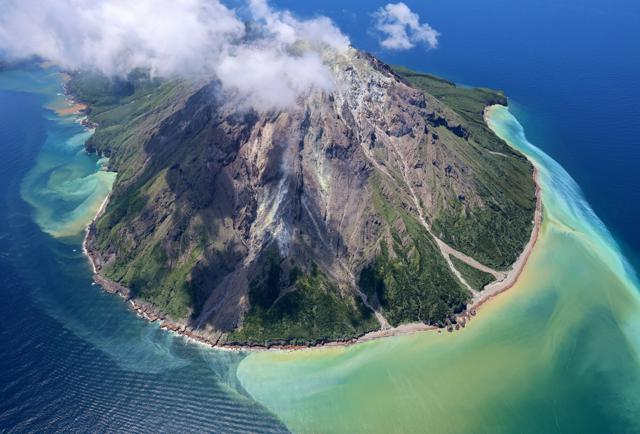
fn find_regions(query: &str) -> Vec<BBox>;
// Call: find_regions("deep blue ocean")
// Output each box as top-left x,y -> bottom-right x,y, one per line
1,0 -> 639,432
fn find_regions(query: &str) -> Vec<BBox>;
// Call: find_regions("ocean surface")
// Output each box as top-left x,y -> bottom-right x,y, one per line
1,0 -> 640,432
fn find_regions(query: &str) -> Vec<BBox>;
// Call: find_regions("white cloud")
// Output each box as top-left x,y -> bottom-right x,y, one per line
216,45 -> 334,111
0,0 -> 350,110
373,2 -> 440,50
248,0 -> 350,50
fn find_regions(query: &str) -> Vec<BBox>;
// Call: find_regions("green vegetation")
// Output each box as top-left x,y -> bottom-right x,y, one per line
104,240 -> 200,319
69,71 -> 206,319
228,255 -> 379,346
361,179 -> 471,326
433,199 -> 533,270
393,66 -> 537,269
67,70 -> 190,178
450,255 -> 495,291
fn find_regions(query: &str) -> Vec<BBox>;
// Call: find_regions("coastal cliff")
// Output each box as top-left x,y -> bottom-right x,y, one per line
72,49 -> 537,347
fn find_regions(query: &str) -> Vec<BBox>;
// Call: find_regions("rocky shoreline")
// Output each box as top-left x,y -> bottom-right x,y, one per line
79,97 -> 543,352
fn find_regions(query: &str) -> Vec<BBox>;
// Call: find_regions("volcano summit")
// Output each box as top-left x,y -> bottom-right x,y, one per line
77,48 -> 537,347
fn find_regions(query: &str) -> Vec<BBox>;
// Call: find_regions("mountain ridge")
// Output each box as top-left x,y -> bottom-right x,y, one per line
75,48 -> 536,347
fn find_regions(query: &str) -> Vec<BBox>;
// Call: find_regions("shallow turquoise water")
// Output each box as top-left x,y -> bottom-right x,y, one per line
19,115 -> 116,239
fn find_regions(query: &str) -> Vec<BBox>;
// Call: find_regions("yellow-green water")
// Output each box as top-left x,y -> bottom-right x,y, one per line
236,106 -> 640,433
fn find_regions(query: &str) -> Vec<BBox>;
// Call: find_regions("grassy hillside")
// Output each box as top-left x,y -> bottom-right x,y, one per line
359,175 -> 471,326
450,255 -> 495,291
69,72 -> 207,318
393,66 -> 537,270
228,255 -> 379,346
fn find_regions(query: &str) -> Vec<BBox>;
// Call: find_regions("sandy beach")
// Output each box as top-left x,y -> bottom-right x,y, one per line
55,102 -> 88,117
54,72 -> 88,116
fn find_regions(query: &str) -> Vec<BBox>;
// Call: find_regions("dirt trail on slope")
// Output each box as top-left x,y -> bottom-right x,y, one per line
385,137 -> 502,293
389,136 -> 541,307
353,167 -> 543,345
